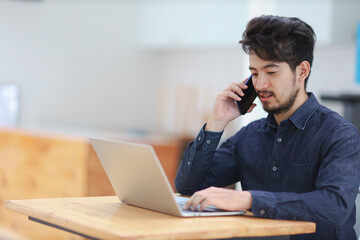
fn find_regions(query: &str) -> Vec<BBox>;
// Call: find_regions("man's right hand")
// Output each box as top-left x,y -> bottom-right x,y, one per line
205,78 -> 256,132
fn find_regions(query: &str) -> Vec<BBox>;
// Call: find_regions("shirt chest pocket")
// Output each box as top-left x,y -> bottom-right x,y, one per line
285,163 -> 316,193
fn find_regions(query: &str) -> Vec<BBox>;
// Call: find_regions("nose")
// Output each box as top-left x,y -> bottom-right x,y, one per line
253,74 -> 269,90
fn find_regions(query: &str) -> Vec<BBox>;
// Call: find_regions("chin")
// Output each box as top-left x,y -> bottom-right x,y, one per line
262,104 -> 275,113
263,105 -> 282,115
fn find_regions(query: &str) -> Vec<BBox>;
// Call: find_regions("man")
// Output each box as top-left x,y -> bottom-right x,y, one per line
175,15 -> 360,240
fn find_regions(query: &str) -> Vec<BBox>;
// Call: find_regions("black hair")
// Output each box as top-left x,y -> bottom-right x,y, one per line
240,15 -> 316,88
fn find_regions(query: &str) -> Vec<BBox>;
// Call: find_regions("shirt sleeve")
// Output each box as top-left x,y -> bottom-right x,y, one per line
175,124 -> 231,195
250,122 -> 360,228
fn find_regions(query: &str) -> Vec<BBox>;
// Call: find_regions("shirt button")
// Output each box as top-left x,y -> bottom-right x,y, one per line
187,161 -> 191,166
272,166 -> 277,172
260,209 -> 266,215
206,139 -> 211,144
277,138 -> 282,143
198,136 -> 201,141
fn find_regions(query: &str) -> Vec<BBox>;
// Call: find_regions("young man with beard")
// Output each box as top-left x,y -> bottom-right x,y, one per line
175,15 -> 360,240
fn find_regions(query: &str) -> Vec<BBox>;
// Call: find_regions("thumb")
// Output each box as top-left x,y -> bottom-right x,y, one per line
247,104 -> 257,113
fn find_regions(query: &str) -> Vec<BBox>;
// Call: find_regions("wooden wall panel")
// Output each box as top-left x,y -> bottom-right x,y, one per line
0,128 -> 88,240
0,128 -> 183,240
87,145 -> 115,196
152,141 -> 182,191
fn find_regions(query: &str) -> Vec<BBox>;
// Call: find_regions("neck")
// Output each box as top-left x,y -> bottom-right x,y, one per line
274,91 -> 309,126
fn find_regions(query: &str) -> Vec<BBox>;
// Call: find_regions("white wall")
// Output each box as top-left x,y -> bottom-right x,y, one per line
0,0 -> 161,132
152,44 -> 360,137
309,44 -> 360,115
311,45 -> 359,95
0,0 -> 358,136
136,0 -> 248,48
155,48 -> 249,137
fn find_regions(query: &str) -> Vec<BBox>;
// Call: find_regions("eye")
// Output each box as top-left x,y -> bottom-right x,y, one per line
251,73 -> 258,76
268,72 -> 277,75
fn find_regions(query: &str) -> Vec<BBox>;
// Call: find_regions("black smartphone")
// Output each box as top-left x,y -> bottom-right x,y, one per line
236,75 -> 257,115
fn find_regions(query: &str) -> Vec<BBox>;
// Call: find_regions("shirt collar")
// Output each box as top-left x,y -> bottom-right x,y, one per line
264,93 -> 320,130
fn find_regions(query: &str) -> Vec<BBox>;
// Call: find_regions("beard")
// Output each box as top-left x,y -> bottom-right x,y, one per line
259,77 -> 300,115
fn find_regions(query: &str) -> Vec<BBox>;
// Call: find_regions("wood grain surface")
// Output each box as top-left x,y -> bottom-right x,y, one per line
5,196 -> 316,240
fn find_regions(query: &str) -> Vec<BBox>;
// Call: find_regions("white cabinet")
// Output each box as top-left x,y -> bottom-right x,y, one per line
136,0 -> 359,49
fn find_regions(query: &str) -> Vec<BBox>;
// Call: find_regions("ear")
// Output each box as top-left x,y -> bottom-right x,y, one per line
297,61 -> 311,83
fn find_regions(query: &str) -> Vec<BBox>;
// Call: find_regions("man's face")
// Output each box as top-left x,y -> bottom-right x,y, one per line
249,54 -> 300,115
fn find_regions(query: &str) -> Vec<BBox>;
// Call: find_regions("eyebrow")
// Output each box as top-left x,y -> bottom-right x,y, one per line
249,63 -> 280,71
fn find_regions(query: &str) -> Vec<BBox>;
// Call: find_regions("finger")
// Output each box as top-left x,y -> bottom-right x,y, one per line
191,195 -> 205,211
224,82 -> 240,91
225,76 -> 250,90
240,80 -> 249,89
228,92 -> 242,101
225,82 -> 247,93
236,77 -> 251,87
229,84 -> 247,97
247,103 -> 257,113
184,195 -> 201,211
184,197 -> 194,210
199,198 -> 212,211
219,91 -> 241,101
242,76 -> 251,83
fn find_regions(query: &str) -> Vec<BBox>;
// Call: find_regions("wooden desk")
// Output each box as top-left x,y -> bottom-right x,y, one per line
5,196 -> 316,239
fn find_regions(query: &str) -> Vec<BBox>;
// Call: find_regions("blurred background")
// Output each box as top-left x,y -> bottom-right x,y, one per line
0,0 -> 359,136
0,0 -> 359,239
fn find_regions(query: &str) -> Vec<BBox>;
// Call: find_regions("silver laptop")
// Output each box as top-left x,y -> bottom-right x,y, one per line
90,137 -> 245,217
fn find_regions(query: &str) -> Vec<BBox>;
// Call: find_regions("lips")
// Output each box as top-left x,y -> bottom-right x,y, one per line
258,91 -> 274,102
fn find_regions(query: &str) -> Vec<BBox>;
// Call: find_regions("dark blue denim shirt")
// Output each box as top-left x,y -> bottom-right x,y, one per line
175,93 -> 360,240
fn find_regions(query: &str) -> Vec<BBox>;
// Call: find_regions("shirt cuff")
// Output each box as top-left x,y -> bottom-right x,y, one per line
249,190 -> 276,218
193,124 -> 223,150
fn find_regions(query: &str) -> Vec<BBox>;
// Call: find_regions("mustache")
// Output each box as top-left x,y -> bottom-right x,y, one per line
257,90 -> 275,96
